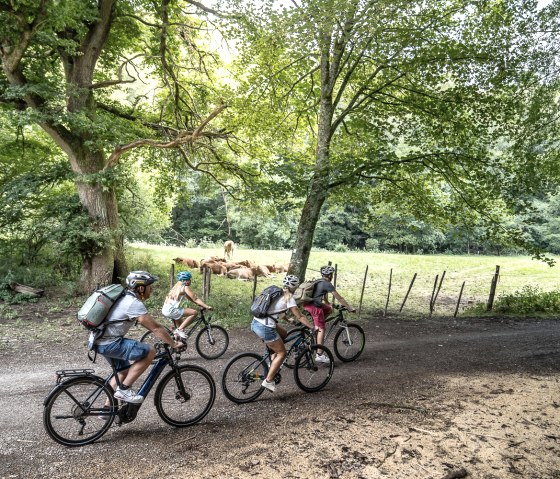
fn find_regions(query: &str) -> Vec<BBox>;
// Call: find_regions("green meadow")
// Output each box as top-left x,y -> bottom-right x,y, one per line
128,243 -> 559,326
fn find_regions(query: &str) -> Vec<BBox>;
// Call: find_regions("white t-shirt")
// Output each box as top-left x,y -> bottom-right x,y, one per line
95,293 -> 148,345
253,294 -> 296,328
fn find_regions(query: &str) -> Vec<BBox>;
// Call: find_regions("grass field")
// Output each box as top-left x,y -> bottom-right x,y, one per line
128,242 -> 560,325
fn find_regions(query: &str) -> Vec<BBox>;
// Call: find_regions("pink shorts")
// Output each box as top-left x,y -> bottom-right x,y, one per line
303,303 -> 333,329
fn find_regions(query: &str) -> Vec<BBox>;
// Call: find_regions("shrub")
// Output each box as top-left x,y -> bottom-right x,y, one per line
492,286 -> 560,315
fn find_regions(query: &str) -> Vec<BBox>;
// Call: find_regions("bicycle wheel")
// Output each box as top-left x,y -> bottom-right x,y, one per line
43,376 -> 116,447
155,364 -> 216,427
294,344 -> 334,393
333,323 -> 365,362
221,352 -> 268,404
195,325 -> 229,359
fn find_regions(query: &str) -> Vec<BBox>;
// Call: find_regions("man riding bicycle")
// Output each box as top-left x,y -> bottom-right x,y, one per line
93,271 -> 183,404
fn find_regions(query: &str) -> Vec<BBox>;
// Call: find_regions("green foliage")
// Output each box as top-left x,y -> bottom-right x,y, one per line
489,286 -> 560,315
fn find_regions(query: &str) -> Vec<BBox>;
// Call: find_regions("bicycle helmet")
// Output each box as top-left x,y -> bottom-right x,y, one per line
320,265 -> 335,276
282,274 -> 300,289
177,271 -> 192,282
126,271 -> 159,289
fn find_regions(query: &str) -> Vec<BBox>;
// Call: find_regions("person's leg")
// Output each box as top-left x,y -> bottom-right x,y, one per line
177,308 -> 197,331
305,305 -> 326,353
264,337 -> 286,382
99,339 -> 154,401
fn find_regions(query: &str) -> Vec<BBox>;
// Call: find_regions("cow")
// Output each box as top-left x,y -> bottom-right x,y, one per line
252,264 -> 272,278
226,267 -> 254,281
173,257 -> 199,268
274,263 -> 289,273
200,260 -> 227,275
236,259 -> 257,269
224,240 -> 235,259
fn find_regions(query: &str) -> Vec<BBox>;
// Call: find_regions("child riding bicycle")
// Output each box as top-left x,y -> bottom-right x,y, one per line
162,271 -> 213,340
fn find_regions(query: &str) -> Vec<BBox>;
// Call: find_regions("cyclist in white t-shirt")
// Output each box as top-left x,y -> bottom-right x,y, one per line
251,275 -> 313,392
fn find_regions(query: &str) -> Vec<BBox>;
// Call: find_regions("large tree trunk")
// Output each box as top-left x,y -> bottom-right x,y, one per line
289,90 -> 334,280
75,183 -> 127,293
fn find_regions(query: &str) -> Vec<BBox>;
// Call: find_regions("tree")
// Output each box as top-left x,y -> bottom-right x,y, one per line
222,0 -> 560,279
0,0 -> 228,292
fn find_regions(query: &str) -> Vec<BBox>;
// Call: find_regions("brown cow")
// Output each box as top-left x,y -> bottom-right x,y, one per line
252,265 -> 272,278
224,240 -> 235,259
274,263 -> 289,273
226,267 -> 254,281
200,260 -> 226,275
236,259 -> 257,269
173,257 -> 199,268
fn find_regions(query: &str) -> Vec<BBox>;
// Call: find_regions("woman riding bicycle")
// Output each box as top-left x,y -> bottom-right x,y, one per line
162,271 -> 213,340
250,275 -> 313,392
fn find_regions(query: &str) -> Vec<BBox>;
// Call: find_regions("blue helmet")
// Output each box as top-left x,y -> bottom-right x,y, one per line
177,271 -> 192,282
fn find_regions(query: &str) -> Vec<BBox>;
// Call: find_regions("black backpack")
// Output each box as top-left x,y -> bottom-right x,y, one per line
250,285 -> 283,318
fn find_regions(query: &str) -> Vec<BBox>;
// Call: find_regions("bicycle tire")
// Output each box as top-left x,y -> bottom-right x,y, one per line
284,327 -> 307,369
333,323 -> 365,362
294,344 -> 334,393
221,352 -> 268,404
155,364 -> 216,427
43,376 -> 116,447
195,325 -> 229,359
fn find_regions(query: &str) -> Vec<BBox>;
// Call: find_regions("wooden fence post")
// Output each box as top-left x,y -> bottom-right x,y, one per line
358,265 -> 368,318
454,281 -> 466,317
384,268 -> 392,317
429,274 -> 439,317
429,271 -> 446,317
399,273 -> 417,312
170,263 -> 175,289
252,275 -> 258,301
487,265 -> 500,311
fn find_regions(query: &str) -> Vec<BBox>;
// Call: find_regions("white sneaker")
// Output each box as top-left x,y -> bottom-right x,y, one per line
174,329 -> 187,340
261,379 -> 276,392
315,353 -> 330,364
114,387 -> 144,404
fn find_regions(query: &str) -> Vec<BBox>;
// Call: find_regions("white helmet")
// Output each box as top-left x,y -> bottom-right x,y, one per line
282,274 -> 300,289
320,265 -> 335,276
126,271 -> 158,289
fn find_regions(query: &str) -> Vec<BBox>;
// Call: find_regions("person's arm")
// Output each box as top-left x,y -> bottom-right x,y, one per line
289,306 -> 313,329
137,313 -> 183,349
185,288 -> 213,310
331,291 -> 356,312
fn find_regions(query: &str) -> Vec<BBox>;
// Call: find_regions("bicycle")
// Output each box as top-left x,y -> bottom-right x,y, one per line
221,328 -> 334,404
43,343 -> 216,447
296,304 -> 365,363
140,308 -> 229,360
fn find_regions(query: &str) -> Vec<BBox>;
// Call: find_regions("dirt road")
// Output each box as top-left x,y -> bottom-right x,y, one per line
1,315 -> 559,479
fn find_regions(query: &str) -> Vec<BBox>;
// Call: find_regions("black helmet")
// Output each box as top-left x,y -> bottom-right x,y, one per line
126,271 -> 159,289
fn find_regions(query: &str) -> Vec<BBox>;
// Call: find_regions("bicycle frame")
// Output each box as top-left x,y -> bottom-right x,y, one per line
261,328 -> 309,371
177,309 -> 212,339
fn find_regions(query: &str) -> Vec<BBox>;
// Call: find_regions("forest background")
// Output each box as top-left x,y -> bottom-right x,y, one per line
1,0 -> 560,317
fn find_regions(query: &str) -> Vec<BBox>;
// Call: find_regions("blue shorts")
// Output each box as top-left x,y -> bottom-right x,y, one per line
96,338 -> 151,371
251,319 -> 280,343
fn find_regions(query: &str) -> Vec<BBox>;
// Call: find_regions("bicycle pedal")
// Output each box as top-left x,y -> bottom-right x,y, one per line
273,373 -> 282,385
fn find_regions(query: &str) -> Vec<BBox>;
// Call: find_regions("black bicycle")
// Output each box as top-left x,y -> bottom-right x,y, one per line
141,308 -> 229,360
298,304 -> 365,363
43,344 -> 216,447
221,328 -> 334,404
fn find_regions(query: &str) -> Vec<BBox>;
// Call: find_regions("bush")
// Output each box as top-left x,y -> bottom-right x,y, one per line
492,286 -> 560,315
364,238 -> 379,252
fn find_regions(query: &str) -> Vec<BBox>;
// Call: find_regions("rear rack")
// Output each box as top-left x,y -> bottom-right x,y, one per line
55,369 -> 95,384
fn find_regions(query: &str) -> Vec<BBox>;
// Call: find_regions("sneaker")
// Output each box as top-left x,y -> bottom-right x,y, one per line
114,387 -> 144,404
315,353 -> 330,364
174,329 -> 187,340
261,379 -> 276,392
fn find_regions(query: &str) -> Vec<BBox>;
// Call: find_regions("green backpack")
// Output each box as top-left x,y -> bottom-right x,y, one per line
293,279 -> 323,304
77,284 -> 126,331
